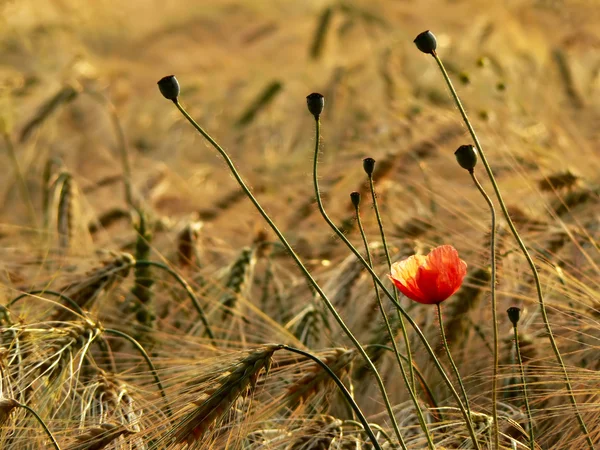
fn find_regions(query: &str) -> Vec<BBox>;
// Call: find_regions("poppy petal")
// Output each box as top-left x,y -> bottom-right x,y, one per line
390,255 -> 427,303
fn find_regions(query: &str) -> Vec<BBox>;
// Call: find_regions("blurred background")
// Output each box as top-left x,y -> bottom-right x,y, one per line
1,3 -> 599,447
1,0 -> 599,255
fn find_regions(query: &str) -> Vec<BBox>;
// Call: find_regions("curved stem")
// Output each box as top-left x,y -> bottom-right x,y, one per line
313,120 -> 405,448
132,260 -> 215,344
470,170 -> 499,448
18,403 -> 61,450
432,52 -> 593,449
103,328 -> 172,419
355,201 -> 434,449
8,289 -> 85,318
512,324 -> 536,450
172,98 -> 479,448
367,174 -> 416,390
436,303 -> 474,426
280,345 -> 382,450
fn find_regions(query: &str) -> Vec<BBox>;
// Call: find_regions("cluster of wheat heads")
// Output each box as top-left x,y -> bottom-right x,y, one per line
0,23 -> 599,450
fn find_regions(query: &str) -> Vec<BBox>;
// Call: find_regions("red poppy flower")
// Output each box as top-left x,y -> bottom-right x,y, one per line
389,245 -> 467,305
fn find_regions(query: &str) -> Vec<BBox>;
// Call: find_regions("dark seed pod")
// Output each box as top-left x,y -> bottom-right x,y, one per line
157,75 -> 180,101
350,191 -> 360,208
454,144 -> 478,171
414,30 -> 437,55
507,307 -> 521,326
306,93 -> 324,119
363,157 -> 375,176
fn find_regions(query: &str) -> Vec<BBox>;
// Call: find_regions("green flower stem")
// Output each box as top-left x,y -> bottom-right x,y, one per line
469,169 -> 499,448
132,260 -> 215,344
436,303 -> 473,421
279,345 -> 382,450
511,323 -> 536,450
311,118 -> 480,449
354,202 -> 435,449
432,52 -> 593,450
367,173 -> 416,390
18,403 -> 61,450
173,100 -> 406,449
103,328 -> 172,419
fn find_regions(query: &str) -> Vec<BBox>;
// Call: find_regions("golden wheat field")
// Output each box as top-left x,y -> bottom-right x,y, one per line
0,0 -> 599,448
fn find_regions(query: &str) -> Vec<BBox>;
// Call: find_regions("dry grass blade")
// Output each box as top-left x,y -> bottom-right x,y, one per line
66,423 -> 135,450
289,415 -> 343,450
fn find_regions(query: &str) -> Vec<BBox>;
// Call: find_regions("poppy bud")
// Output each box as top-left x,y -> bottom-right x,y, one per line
363,157 -> 375,176
306,93 -> 324,119
157,75 -> 180,101
507,307 -> 521,326
350,191 -> 360,208
414,30 -> 437,55
454,144 -> 478,171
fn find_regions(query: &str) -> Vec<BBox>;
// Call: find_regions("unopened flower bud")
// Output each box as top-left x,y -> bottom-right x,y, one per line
306,93 -> 324,119
507,307 -> 521,326
414,30 -> 437,55
157,75 -> 180,101
350,191 -> 360,208
454,144 -> 478,171
363,157 -> 375,176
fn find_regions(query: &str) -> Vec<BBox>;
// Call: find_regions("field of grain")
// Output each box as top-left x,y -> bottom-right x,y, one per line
0,0 -> 599,448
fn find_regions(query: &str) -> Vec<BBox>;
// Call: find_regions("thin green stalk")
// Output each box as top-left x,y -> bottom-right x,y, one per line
367,173 -> 416,390
354,199 -> 434,449
512,323 -> 536,450
172,98 -> 406,450
2,131 -> 37,226
313,120 -> 408,448
436,303 -> 473,421
18,403 -> 61,450
103,328 -> 172,419
279,345 -> 383,450
432,52 -> 593,449
469,169 -> 499,448
132,260 -> 214,344
311,118 -> 479,448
